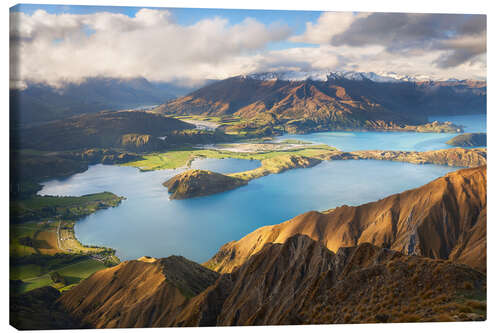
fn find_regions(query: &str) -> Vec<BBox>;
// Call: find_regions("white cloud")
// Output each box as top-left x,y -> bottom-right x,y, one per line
290,12 -> 370,44
9,9 -> 486,89
286,11 -> 486,80
10,9 -> 292,87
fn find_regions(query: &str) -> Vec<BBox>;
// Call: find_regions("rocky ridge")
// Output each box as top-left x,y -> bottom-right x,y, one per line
205,166 -> 486,273
56,235 -> 486,328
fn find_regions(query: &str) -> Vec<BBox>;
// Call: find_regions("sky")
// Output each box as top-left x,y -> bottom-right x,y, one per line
9,4 -> 486,88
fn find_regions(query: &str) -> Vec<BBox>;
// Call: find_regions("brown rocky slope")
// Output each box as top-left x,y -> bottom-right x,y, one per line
57,235 -> 486,327
178,236 -> 485,326
57,256 -> 218,328
205,166 -> 486,273
155,75 -> 484,133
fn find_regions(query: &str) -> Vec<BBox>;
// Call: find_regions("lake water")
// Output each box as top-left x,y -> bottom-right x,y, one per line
279,114 -> 486,152
39,159 -> 459,263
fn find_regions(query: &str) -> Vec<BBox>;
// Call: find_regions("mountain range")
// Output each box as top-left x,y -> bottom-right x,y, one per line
10,77 -> 196,127
12,110 -> 232,153
11,71 -> 486,135
56,235 -> 485,328
155,71 -> 485,134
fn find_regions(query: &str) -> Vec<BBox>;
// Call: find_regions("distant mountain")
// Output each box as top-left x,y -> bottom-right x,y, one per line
155,71 -> 485,134
55,235 -> 486,328
10,77 -> 198,127
206,165 -> 486,273
247,70 -> 406,82
12,110 -> 232,153
447,133 -> 487,147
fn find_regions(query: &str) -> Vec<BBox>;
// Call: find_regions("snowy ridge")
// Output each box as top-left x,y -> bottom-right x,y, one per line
246,70 -> 419,83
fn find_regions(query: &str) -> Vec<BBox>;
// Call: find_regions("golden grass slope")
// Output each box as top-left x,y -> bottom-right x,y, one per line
205,166 -> 486,273
57,236 -> 486,327
58,256 -> 219,328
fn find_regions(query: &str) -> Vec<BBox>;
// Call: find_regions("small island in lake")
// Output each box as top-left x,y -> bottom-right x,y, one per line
446,133 -> 486,147
163,170 -> 248,199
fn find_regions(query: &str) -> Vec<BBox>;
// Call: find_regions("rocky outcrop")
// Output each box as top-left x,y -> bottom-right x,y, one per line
57,256 -> 219,328
322,148 -> 486,168
163,170 -> 248,199
118,134 -> 164,152
206,166 -> 486,273
60,148 -> 142,164
57,236 -> 486,327
447,133 -> 487,147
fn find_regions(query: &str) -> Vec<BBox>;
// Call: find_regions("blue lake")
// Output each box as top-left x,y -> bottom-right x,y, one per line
280,114 -> 486,152
39,159 -> 459,263
38,114 -> 485,263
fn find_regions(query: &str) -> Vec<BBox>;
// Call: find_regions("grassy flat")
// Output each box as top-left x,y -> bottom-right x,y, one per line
13,258 -> 107,294
124,144 -> 337,171
11,192 -> 123,294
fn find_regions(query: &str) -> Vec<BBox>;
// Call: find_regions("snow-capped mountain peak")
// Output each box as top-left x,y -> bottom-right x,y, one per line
246,70 -> 418,83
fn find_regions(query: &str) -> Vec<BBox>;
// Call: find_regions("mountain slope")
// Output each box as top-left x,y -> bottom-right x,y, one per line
13,110 -> 196,152
206,166 -> 486,273
10,286 -> 84,330
57,256 -> 219,328
179,236 -> 485,326
57,236 -> 486,327
155,73 -> 485,133
447,133 -> 487,147
10,77 -> 189,127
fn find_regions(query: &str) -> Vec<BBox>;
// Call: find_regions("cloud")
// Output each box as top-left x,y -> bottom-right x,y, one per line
10,9 -> 292,87
327,13 -> 486,68
236,43 -> 485,81
10,9 -> 486,88
290,12 -> 486,73
289,12 -> 370,44
433,33 -> 486,68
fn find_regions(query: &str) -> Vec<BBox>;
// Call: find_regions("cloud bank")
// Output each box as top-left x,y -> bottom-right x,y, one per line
10,9 -> 486,88
292,12 -> 486,75
10,8 -> 292,87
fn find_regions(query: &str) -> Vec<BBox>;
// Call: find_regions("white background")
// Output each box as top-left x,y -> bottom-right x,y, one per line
1,0 -> 498,332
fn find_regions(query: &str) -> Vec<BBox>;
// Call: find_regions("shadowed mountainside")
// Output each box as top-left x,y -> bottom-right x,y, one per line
10,286 -> 84,330
10,77 -> 195,127
155,75 -> 485,133
56,235 -> 485,328
12,110 -> 231,153
447,133 -> 487,147
206,166 -> 486,273
13,110 -> 194,151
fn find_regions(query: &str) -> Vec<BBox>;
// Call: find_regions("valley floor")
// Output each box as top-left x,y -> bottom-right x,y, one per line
10,193 -> 122,294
